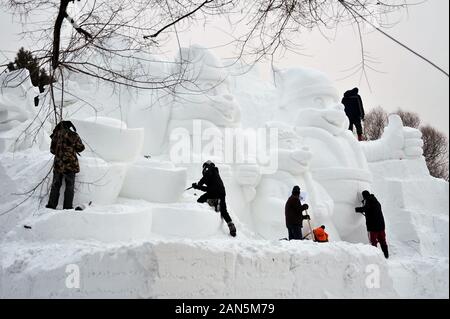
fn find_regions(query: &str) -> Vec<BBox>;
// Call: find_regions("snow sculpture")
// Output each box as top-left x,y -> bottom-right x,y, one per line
66,157 -> 128,206
151,207 -> 223,238
250,121 -> 340,240
271,68 -> 369,242
72,117 -> 144,162
47,154 -> 127,208
158,45 -> 250,235
361,114 -> 423,162
120,158 -> 187,203
269,67 -> 425,242
0,69 -> 49,152
48,117 -> 139,207
166,45 -> 241,147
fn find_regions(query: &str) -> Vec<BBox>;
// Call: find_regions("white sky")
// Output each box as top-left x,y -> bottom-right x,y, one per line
1,0 -> 448,136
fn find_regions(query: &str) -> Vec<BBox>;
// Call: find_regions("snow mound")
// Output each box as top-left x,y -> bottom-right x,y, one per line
0,240 -> 396,298
151,206 -> 223,238
7,209 -> 152,243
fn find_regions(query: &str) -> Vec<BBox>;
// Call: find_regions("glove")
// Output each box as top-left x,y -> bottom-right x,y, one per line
302,204 -> 309,210
192,183 -> 198,189
303,214 -> 311,220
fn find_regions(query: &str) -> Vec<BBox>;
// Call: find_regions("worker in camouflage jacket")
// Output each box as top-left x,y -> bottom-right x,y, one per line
46,121 -> 85,210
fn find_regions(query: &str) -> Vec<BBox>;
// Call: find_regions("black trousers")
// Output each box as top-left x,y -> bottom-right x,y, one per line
348,119 -> 363,135
287,225 -> 303,240
47,171 -> 75,209
197,193 -> 232,223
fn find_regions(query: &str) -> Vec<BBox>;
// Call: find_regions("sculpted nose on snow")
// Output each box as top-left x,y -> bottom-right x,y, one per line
296,108 -> 347,136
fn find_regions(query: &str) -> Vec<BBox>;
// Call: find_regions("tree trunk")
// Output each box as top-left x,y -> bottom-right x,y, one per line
52,0 -> 70,70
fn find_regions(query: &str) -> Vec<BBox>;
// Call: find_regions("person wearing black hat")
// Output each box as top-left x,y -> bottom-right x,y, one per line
46,121 -> 85,210
342,87 -> 365,141
355,190 -> 389,258
284,185 -> 310,240
192,161 -> 237,237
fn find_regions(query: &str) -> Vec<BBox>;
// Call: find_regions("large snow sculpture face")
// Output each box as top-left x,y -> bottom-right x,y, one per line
276,68 -> 349,135
169,45 -> 241,130
275,68 -> 369,243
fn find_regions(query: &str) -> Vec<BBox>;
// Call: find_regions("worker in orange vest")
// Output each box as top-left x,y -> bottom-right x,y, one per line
313,225 -> 329,243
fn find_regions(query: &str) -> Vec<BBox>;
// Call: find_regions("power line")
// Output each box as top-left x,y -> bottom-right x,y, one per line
339,0 -> 449,78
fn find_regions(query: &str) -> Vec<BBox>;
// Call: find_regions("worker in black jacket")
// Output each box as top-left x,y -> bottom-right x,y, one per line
285,186 -> 310,240
355,190 -> 389,258
342,87 -> 365,141
192,161 -> 236,237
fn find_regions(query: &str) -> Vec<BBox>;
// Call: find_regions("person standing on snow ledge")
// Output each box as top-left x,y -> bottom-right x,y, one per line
192,161 -> 237,237
285,186 -> 310,240
46,121 -> 85,210
342,87 -> 365,141
355,190 -> 389,259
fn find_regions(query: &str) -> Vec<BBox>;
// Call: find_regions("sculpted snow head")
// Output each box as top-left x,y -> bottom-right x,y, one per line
171,45 -> 241,128
275,67 -> 348,135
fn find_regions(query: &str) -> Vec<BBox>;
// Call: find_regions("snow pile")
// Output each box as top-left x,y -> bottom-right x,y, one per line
0,239 -> 396,298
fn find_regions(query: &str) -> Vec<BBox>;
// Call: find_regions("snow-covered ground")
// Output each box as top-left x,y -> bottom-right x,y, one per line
0,46 -> 448,298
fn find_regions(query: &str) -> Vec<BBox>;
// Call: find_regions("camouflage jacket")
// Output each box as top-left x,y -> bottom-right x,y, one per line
50,128 -> 85,173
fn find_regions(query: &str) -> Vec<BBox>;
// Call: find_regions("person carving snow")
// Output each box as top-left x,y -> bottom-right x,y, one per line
313,225 -> 329,243
46,121 -> 85,210
355,190 -> 389,259
285,186 -> 310,240
192,161 -> 237,237
342,87 -> 365,141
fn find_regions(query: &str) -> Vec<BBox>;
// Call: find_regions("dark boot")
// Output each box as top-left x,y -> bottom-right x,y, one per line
358,134 -> 364,141
227,222 -> 236,237
381,244 -> 389,259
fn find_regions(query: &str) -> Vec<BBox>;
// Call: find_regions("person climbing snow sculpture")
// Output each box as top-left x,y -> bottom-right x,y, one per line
192,160 -> 237,237
46,121 -> 85,210
355,190 -> 389,259
313,225 -> 329,243
342,87 -> 365,141
285,185 -> 310,240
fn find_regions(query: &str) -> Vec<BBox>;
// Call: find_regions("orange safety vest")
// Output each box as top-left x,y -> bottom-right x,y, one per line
313,227 -> 329,242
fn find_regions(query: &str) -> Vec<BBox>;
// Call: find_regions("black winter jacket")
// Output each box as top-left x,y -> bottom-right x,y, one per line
342,89 -> 365,121
285,195 -> 309,227
356,194 -> 385,232
196,166 -> 226,197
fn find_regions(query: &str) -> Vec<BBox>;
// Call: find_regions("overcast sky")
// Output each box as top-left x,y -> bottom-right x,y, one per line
1,0 -> 448,136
